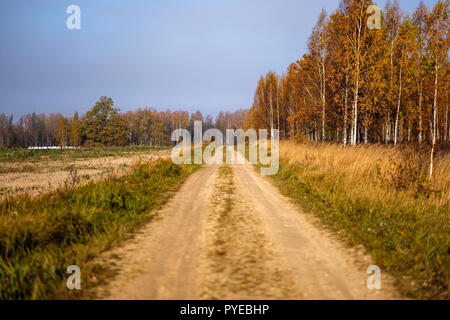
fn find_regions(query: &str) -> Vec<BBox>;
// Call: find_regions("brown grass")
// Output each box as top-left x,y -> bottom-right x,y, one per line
271,141 -> 449,298
0,150 -> 170,198
279,141 -> 450,204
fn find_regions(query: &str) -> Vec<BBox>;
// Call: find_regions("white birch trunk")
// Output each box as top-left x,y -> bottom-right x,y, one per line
343,77 -> 349,147
394,63 -> 402,146
419,85 -> 423,142
430,59 -> 438,178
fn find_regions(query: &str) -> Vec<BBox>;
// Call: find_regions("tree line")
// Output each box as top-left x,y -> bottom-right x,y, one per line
0,96 -> 248,148
244,0 -> 449,148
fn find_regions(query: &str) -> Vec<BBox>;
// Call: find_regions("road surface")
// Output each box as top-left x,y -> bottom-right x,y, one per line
95,157 -> 400,299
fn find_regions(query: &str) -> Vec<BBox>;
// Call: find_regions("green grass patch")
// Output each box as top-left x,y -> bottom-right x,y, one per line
265,159 -> 449,299
0,158 -> 199,299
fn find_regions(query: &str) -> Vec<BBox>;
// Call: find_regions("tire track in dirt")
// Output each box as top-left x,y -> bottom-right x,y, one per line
232,152 -> 401,299
96,165 -> 217,299
198,165 -> 301,299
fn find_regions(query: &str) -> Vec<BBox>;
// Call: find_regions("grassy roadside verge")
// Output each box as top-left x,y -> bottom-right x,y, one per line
0,158 -> 199,299
262,142 -> 449,299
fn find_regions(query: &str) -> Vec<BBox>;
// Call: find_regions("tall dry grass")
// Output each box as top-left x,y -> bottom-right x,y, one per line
272,141 -> 449,299
279,141 -> 450,204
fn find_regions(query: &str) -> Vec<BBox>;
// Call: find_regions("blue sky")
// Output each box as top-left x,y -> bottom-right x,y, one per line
0,0 -> 439,119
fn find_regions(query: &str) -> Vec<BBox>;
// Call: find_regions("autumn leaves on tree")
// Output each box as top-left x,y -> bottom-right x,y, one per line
245,0 -> 449,150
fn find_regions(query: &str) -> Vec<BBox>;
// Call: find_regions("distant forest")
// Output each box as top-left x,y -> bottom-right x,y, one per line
0,97 -> 248,148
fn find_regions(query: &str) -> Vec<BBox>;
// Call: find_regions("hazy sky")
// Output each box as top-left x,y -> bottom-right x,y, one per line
0,0 -> 439,119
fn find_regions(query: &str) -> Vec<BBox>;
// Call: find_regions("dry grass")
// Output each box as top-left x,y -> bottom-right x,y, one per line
270,141 -> 450,299
279,141 -> 450,204
0,150 -> 170,198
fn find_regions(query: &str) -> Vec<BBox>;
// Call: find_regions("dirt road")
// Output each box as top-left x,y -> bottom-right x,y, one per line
96,157 -> 400,299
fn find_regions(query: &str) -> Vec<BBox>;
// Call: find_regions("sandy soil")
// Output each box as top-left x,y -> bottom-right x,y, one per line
0,150 -> 169,198
95,157 -> 401,300
95,165 -> 217,299
198,165 -> 301,299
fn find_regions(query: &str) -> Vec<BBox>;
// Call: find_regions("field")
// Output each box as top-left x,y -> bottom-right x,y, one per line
0,146 -> 169,198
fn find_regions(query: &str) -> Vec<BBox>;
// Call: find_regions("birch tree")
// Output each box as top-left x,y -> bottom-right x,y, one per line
426,0 -> 449,177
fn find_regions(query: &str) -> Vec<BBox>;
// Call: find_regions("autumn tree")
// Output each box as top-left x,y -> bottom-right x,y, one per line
383,0 -> 403,143
426,0 -> 449,177
71,111 -> 81,146
56,116 -> 70,147
308,9 -> 330,141
412,2 -> 429,143
81,96 -> 128,146
0,114 -> 14,147
392,16 -> 418,145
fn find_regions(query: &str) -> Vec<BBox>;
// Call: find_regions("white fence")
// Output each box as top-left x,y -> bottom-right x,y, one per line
27,146 -> 80,150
